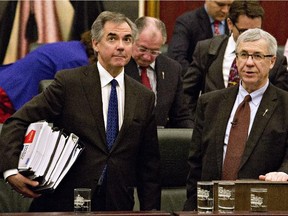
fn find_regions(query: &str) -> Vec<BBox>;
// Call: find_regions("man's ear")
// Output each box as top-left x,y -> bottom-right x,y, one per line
227,18 -> 233,32
269,56 -> 277,70
92,39 -> 99,53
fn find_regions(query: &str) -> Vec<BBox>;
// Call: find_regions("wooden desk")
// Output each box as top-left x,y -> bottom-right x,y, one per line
0,211 -> 171,216
174,211 -> 288,216
213,180 -> 288,211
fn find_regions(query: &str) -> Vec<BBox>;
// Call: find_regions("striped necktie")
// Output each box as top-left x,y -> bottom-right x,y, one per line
214,20 -> 220,36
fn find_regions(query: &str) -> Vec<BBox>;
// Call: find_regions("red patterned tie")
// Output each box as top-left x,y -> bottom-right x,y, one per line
140,67 -> 152,90
214,20 -> 220,36
222,95 -> 251,180
228,58 -> 240,87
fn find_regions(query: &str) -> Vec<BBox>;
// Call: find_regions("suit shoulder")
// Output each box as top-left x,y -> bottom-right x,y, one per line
197,34 -> 228,48
200,87 -> 233,101
177,7 -> 206,23
125,74 -> 155,95
56,64 -> 94,77
157,54 -> 181,67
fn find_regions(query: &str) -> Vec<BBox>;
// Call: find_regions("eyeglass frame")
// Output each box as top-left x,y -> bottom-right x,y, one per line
136,44 -> 161,56
234,24 -> 248,34
236,51 -> 274,61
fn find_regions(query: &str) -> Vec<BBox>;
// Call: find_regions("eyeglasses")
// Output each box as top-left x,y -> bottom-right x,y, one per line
236,52 -> 274,61
234,24 -> 248,34
136,45 -> 161,56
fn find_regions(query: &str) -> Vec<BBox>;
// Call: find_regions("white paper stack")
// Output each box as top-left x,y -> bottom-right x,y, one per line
18,121 -> 84,192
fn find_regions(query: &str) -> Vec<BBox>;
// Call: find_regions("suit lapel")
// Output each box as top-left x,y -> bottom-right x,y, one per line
125,59 -> 141,82
154,56 -> 166,98
81,64 -> 107,150
207,38 -> 228,89
215,87 -> 238,172
240,85 -> 278,168
197,7 -> 213,37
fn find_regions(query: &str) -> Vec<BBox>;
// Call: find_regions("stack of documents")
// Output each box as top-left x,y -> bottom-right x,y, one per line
18,121 -> 84,192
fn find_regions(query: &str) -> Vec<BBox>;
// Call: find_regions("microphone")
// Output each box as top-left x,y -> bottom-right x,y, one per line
231,120 -> 237,127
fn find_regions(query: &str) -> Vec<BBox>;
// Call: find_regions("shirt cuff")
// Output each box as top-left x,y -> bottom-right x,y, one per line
3,169 -> 18,180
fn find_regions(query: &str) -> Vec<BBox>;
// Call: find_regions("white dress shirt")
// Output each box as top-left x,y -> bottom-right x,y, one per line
98,61 -> 125,131
138,61 -> 157,104
223,80 -> 269,163
223,34 -> 236,87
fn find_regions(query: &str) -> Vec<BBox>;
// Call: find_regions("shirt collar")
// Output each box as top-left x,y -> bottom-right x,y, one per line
97,61 -> 125,90
138,61 -> 156,73
227,34 -> 236,55
208,15 -> 225,26
239,80 -> 269,106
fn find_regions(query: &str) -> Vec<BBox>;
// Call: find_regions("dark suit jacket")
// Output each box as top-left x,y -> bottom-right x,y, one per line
0,63 -> 161,211
125,56 -> 193,128
184,35 -> 288,121
167,6 -> 229,75
184,84 -> 288,210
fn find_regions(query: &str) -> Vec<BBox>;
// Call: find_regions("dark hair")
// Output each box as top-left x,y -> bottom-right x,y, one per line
91,11 -> 137,43
80,31 -> 97,64
228,0 -> 264,25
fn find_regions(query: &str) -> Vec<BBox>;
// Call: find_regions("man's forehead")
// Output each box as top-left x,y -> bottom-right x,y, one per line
237,39 -> 268,52
103,21 -> 131,32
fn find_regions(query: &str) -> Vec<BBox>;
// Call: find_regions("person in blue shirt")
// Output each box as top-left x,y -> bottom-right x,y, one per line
0,31 -> 96,123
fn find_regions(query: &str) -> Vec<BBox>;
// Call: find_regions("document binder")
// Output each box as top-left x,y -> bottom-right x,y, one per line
18,121 -> 84,192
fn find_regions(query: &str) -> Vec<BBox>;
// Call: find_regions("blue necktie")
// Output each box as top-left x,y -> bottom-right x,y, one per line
98,79 -> 119,186
106,79 -> 118,150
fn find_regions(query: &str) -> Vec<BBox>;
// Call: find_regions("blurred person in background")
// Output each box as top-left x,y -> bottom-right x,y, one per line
0,31 -> 96,123
168,0 -> 233,75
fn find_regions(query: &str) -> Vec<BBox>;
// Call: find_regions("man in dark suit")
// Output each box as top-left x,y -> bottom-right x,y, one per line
184,28 -> 288,211
184,0 -> 288,122
125,16 -> 193,128
0,11 -> 161,212
168,0 -> 233,75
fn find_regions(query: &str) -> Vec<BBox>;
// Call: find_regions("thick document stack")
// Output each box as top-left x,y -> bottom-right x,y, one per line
18,121 -> 84,193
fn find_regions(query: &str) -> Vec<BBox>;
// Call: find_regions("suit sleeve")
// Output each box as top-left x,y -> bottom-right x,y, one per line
167,15 -> 193,75
183,95 -> 205,211
183,41 -> 208,122
269,51 -> 288,91
167,62 -> 194,128
0,71 -> 65,174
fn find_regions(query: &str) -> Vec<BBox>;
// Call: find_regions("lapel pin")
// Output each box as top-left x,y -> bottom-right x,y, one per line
263,109 -> 268,116
162,72 -> 165,79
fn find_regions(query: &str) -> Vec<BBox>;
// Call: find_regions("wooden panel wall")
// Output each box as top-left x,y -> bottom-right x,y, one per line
159,1 -> 288,46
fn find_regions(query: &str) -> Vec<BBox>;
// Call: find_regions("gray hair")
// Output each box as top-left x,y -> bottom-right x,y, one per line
236,28 -> 277,55
134,16 -> 167,44
91,11 -> 137,42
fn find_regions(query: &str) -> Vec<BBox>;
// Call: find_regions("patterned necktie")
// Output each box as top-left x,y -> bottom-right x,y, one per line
97,79 -> 119,186
140,67 -> 152,90
106,79 -> 119,150
222,95 -> 251,180
214,20 -> 220,36
228,58 -> 240,87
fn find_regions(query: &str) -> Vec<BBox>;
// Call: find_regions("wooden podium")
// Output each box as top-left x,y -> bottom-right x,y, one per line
213,180 -> 288,211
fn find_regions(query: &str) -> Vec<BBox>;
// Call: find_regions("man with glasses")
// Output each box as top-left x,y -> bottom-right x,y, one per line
168,0 -> 233,75
183,0 -> 288,123
184,27 -> 288,211
125,16 -> 193,128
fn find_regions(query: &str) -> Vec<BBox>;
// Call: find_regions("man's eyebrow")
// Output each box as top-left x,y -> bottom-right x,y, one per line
107,33 -> 132,38
107,32 -> 117,37
124,34 -> 133,38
